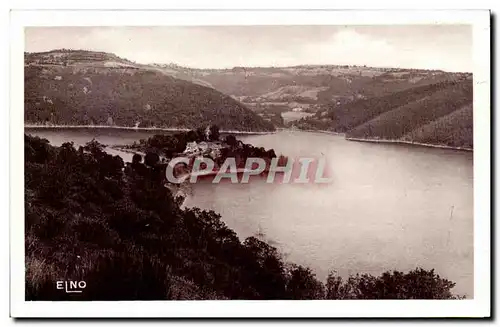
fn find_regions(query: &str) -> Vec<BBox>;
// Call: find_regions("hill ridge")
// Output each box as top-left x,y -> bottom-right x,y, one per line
24,50 -> 275,132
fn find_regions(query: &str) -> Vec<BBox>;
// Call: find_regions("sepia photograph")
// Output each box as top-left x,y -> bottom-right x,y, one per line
10,9 -> 491,318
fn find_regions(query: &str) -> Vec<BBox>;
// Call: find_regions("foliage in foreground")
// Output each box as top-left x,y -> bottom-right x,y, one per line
25,134 -> 462,300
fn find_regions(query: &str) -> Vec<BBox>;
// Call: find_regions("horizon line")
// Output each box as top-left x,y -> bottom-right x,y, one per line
24,48 -> 473,74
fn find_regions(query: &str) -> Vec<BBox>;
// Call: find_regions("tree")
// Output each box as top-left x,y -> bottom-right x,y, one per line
83,139 -> 106,155
286,265 -> 324,300
186,130 -> 198,143
195,127 -> 206,142
209,125 -> 220,141
144,152 -> 160,167
24,134 -> 52,163
225,135 -> 238,147
266,149 -> 276,158
324,268 -> 459,299
132,153 -> 142,165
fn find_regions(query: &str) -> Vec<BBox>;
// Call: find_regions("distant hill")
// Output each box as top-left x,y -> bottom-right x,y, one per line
146,63 -> 469,112
401,104 -> 473,149
295,78 -> 473,149
144,64 -> 473,148
24,50 -> 473,148
345,80 -> 472,139
24,50 -> 275,132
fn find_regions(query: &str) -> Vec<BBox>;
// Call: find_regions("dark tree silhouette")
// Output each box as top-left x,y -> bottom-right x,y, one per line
225,135 -> 238,147
24,134 -> 462,301
132,153 -> 142,165
144,152 -> 160,167
209,125 -> 220,141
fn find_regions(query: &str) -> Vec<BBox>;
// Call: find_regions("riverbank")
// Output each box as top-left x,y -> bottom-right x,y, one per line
345,137 -> 473,152
277,127 -> 345,136
289,128 -> 472,151
24,124 -> 275,135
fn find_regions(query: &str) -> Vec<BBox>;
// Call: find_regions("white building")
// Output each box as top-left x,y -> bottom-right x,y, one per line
184,141 -> 224,159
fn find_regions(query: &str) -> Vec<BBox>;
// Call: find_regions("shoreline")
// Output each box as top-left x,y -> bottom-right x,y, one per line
24,124 -> 473,152
345,137 -> 473,152
278,128 -> 345,136
24,124 -> 275,135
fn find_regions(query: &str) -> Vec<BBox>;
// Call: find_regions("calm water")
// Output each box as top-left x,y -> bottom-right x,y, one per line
25,127 -> 178,162
25,128 -> 474,297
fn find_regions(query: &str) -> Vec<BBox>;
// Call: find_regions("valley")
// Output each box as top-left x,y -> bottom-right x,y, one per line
24,49 -> 473,150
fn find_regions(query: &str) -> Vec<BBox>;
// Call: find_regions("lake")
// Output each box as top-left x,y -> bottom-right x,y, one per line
25,127 -> 474,297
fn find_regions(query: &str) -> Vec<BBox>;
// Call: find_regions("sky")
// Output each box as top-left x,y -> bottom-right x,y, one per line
25,25 -> 472,72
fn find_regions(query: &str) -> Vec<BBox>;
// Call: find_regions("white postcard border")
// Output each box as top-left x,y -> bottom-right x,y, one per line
10,9 -> 491,318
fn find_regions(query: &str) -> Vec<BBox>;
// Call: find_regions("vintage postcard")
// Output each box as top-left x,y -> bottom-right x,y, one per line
10,10 -> 490,318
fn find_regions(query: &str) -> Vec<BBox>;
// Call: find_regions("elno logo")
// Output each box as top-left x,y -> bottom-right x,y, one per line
56,280 -> 86,293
